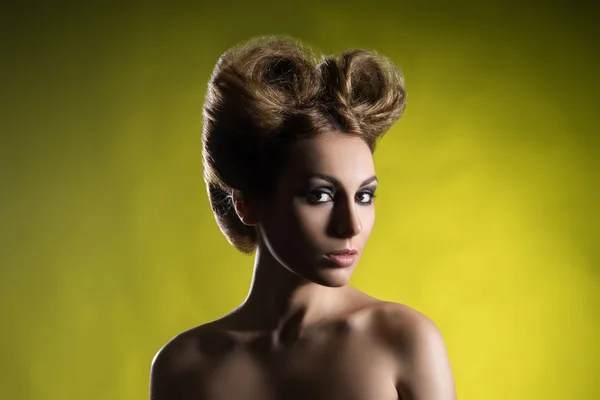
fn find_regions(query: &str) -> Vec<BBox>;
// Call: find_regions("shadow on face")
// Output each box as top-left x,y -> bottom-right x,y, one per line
258,132 -> 378,287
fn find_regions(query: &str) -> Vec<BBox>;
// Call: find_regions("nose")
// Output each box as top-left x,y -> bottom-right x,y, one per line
329,195 -> 362,238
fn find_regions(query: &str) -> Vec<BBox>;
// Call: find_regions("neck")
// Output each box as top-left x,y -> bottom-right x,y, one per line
226,242 -> 352,333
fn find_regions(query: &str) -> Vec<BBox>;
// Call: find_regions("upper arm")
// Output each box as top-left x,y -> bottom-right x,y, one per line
149,342 -> 182,400
398,316 -> 456,400
377,304 -> 456,400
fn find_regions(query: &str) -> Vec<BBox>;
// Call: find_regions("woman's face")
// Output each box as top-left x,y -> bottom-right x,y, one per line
258,132 -> 377,287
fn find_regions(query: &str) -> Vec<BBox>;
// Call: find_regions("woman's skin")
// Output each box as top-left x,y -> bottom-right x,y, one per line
150,132 -> 456,399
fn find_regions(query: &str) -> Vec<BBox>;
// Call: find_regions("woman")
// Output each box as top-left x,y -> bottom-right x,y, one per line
150,36 -> 456,400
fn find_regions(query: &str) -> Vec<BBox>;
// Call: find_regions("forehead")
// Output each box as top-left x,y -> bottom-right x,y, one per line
285,132 -> 375,179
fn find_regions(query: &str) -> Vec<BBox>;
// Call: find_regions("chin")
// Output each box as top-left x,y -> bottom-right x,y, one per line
284,257 -> 355,287
320,280 -> 350,288
307,268 -> 354,288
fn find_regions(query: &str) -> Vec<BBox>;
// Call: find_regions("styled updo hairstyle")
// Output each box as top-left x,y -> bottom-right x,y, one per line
202,36 -> 407,254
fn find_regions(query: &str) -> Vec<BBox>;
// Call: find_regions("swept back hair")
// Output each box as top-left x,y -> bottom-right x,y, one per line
202,36 -> 406,253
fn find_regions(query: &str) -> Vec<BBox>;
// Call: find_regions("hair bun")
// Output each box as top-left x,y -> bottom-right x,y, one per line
203,36 -> 407,253
318,49 -> 406,141
208,37 -> 321,136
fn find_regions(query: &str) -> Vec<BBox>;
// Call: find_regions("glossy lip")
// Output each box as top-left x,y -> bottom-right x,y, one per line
325,251 -> 356,268
325,249 -> 358,256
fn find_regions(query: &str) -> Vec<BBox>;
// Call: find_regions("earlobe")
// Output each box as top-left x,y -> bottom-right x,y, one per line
232,190 -> 259,226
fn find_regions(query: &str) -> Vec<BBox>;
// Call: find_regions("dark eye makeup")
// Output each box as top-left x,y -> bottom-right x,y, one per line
306,186 -> 377,205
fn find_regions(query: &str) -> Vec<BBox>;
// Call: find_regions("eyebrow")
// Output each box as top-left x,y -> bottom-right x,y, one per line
309,173 -> 378,187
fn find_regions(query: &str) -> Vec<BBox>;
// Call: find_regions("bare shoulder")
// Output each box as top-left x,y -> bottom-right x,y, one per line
150,322 -> 234,400
366,302 -> 457,400
368,301 -> 440,342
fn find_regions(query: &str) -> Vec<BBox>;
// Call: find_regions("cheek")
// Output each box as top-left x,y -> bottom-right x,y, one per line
359,207 -> 376,237
263,203 -> 330,258
260,201 -> 323,249
292,203 -> 376,248
268,204 -> 331,260
261,200 -> 376,257
363,211 -> 375,241
293,204 -> 330,240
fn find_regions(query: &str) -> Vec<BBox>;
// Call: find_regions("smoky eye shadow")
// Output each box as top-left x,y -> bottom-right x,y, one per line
359,184 -> 377,192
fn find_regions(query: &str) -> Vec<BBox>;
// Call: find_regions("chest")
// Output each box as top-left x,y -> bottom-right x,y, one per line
182,331 -> 399,400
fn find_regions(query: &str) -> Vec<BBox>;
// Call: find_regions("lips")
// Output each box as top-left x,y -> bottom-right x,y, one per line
326,249 -> 358,256
324,249 -> 358,268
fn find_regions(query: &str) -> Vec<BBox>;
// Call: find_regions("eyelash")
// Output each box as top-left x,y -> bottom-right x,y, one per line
307,189 -> 377,205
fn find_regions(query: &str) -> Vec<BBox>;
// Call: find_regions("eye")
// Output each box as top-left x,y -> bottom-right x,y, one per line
307,189 -> 334,204
356,190 -> 376,205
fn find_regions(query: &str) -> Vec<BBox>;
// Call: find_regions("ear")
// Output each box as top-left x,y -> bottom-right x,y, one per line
232,190 -> 260,226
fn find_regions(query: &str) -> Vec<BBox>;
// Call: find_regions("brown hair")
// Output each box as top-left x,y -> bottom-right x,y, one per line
202,36 -> 407,253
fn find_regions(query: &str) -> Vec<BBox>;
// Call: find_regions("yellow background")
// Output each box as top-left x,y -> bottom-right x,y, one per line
1,1 -> 598,399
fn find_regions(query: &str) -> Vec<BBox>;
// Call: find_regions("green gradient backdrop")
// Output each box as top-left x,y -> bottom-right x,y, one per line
1,2 -> 598,399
